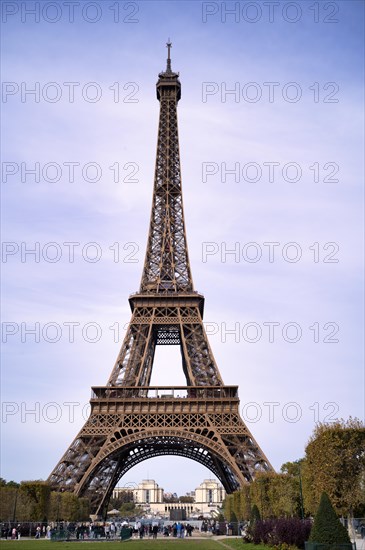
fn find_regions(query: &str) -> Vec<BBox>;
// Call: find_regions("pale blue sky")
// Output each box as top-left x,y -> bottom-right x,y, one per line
1,0 -> 364,495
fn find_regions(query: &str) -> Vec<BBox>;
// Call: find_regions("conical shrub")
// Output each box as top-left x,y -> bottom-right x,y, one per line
251,504 -> 261,522
308,492 -> 350,543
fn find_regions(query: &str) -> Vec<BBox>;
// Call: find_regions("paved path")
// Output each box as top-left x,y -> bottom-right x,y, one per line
355,537 -> 365,550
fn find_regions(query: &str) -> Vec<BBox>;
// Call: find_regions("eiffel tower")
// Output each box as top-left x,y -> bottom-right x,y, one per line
48,43 -> 273,516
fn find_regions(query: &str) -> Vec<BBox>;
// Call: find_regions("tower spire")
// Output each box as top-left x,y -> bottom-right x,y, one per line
142,41 -> 185,292
166,39 -> 172,73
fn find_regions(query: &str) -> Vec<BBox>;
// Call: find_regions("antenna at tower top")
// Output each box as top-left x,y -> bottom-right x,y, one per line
166,39 -> 172,73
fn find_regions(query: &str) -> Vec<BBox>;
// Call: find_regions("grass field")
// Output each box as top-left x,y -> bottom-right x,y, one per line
0,540 -> 265,550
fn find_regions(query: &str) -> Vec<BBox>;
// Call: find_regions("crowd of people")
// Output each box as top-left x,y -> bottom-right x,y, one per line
131,521 -> 195,538
0,522 -> 120,540
1,519 -> 251,540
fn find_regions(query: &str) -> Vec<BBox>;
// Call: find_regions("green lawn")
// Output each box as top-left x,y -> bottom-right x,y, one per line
0,541 -> 266,550
220,542 -> 258,549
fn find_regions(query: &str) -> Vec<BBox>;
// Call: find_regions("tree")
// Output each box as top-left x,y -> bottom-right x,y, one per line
0,487 -> 18,521
245,503 -> 261,541
0,478 -> 90,522
20,481 -> 51,522
224,471 -> 304,523
251,504 -> 261,522
230,510 -> 239,534
48,492 -> 90,522
163,495 -> 179,503
304,418 -> 365,516
0,478 -> 20,488
250,472 -> 301,518
281,459 -> 304,477
222,486 -> 251,522
6,481 -> 20,488
119,501 -> 141,518
179,496 -> 194,503
222,495 -> 233,521
280,460 -> 305,518
232,485 -> 250,520
0,479 -> 23,522
109,490 -> 134,510
308,492 -> 350,543
250,474 -> 271,519
77,496 -> 90,521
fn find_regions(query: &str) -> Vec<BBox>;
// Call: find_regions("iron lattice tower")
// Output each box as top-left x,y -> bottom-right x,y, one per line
48,43 -> 273,516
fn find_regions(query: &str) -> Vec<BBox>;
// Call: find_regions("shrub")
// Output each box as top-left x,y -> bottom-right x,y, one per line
245,503 -> 262,541
230,512 -> 239,535
251,504 -> 261,522
252,518 -> 312,548
308,492 -> 350,543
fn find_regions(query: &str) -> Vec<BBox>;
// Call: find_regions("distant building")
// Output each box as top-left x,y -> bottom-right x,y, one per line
133,479 -> 164,504
194,479 -> 225,515
112,477 -> 225,517
112,486 -> 134,500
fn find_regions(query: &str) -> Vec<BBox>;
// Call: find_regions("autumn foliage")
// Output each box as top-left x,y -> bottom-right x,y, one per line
0,480 -> 89,522
303,418 -> 365,516
223,418 -> 364,528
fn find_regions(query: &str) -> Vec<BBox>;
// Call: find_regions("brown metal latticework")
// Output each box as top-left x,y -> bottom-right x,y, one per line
48,44 -> 273,516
